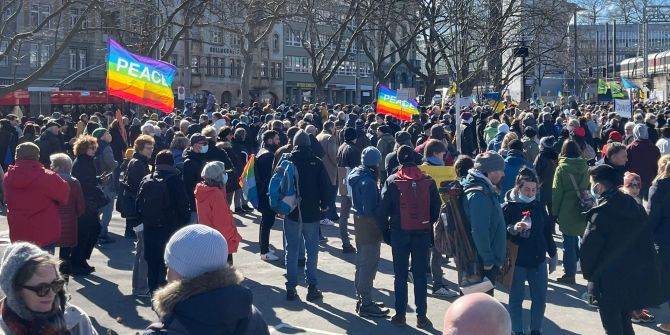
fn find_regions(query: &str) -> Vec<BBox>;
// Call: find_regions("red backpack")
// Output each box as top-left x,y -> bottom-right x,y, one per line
394,167 -> 434,231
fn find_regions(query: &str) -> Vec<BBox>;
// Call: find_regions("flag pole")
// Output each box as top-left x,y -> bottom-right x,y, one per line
455,93 -> 462,153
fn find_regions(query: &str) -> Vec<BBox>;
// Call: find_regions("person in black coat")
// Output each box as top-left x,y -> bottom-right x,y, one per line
70,136 -> 105,276
0,119 -> 18,170
255,131 -> 280,260
647,156 -> 670,322
230,128 -> 251,212
203,126 -> 238,199
460,112 -> 477,157
336,127 -> 361,253
581,165 -> 664,335
182,135 -> 210,215
109,120 -> 127,165
139,150 -> 190,293
35,122 -> 64,167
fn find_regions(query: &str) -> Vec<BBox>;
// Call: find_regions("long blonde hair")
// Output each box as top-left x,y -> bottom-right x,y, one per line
655,155 -> 670,183
500,132 -> 518,150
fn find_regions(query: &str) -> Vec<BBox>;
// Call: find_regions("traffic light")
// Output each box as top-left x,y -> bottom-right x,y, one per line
589,67 -> 593,77
602,68 -> 607,78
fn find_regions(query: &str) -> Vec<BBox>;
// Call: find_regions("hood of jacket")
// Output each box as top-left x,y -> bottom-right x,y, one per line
152,267 -> 253,334
348,165 -> 376,187
492,131 -> 506,143
461,170 -> 496,194
4,160 -> 48,189
557,156 -> 588,174
395,165 -> 424,180
505,149 -> 526,164
155,164 -> 181,179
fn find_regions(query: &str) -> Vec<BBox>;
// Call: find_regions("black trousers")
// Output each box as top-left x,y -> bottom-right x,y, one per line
598,303 -> 634,335
259,209 -> 276,254
71,212 -> 101,267
144,226 -> 171,292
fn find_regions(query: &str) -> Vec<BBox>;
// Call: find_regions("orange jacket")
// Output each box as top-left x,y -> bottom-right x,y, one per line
194,182 -> 241,253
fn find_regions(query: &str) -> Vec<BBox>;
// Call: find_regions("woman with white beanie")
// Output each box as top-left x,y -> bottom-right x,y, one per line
0,242 -> 97,334
145,224 -> 268,335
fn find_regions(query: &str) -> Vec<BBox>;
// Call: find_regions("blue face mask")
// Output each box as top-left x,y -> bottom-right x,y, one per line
590,185 -> 600,199
200,145 -> 209,154
222,173 -> 228,184
518,193 -> 535,203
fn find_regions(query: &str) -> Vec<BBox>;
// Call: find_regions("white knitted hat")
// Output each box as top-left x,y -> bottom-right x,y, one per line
164,224 -> 229,279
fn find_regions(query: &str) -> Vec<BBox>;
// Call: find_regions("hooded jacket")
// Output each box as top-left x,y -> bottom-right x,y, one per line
145,268 -> 269,335
487,132 -> 507,152
533,148 -> 558,205
503,189 -> 557,268
460,171 -> 507,267
56,173 -> 85,248
627,139 -> 660,191
647,177 -> 670,299
4,160 -> 69,246
500,149 -> 533,196
551,157 -> 589,236
254,147 -> 277,212
35,131 -> 63,167
348,165 -> 379,217
195,183 -> 241,253
182,148 -> 208,212
581,189 -> 664,309
286,147 -> 332,223
316,131 -> 338,186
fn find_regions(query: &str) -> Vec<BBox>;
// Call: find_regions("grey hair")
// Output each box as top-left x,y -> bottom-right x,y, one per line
141,123 -> 156,135
50,153 -> 73,173
201,161 -> 227,183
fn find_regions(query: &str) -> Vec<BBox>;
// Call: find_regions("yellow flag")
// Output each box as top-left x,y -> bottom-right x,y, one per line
639,89 -> 645,100
448,82 -> 457,97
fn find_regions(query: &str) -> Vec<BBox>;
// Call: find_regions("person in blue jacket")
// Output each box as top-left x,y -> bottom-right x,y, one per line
348,147 -> 390,318
500,139 -> 533,196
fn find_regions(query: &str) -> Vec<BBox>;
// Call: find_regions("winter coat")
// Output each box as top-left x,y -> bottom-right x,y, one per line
581,189 -> 664,310
182,148 -> 208,212
384,150 -> 423,177
348,166 -> 379,217
646,177 -> 670,300
110,126 -> 127,164
627,139 -> 661,191
533,148 -> 558,205
125,153 -> 151,195
521,137 -> 540,163
195,183 -> 241,253
139,165 -> 190,231
476,119 -> 489,152
172,149 -> 185,172
72,155 -> 105,216
230,139 -> 249,172
145,268 -> 269,335
538,120 -> 558,140
483,127 -> 498,145
207,141 -> 239,193
376,133 -> 395,171
500,149 -> 533,196
0,120 -> 17,169
286,147 -> 332,223
254,147 -> 275,213
460,172 -> 507,267
35,131 -> 64,167
487,132 -> 506,152
376,165 -> 441,235
0,302 -> 98,335
95,143 -> 118,192
460,121 -> 477,157
309,134 -> 325,159
337,141 -> 362,169
602,157 -> 626,187
4,160 -> 69,247
316,132 -> 338,186
502,189 -> 557,268
56,174 -> 85,248
551,157 -> 589,236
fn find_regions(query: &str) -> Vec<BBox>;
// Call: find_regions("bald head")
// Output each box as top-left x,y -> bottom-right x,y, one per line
443,293 -> 511,335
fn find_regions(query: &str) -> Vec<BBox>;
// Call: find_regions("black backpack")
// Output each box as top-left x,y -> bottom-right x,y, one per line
136,172 -> 171,228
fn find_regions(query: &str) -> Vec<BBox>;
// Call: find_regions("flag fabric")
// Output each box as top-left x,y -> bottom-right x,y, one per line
557,90 -> 563,98
115,109 -> 128,145
484,92 -> 502,101
471,95 -> 478,106
448,82 -> 457,97
610,82 -> 625,98
376,85 -> 420,121
597,79 -> 608,95
106,39 -> 177,114
640,89 -> 646,100
239,154 -> 258,208
621,77 -> 640,90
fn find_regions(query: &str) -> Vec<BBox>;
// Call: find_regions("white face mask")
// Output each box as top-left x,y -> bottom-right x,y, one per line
200,144 -> 209,154
223,173 -> 228,184
518,193 -> 535,203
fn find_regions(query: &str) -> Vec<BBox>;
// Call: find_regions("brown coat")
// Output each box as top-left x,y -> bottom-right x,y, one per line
316,131 -> 338,186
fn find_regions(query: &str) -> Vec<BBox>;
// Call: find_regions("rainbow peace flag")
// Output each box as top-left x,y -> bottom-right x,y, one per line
239,154 -> 258,208
376,85 -> 419,121
106,39 -> 177,113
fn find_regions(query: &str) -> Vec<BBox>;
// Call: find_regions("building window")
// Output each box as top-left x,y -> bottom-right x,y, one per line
236,59 -> 242,77
191,56 -> 199,73
206,56 -> 212,76
285,30 -> 302,47
229,59 -> 235,77
30,4 -> 39,27
260,61 -> 267,78
0,41 -> 8,66
69,48 -> 77,70
40,5 -> 51,28
170,54 -> 178,67
231,34 -> 241,46
284,56 -> 309,73
273,34 -> 279,51
70,8 -> 79,28
218,57 -> 225,77
40,45 -> 49,67
30,44 -> 38,67
78,48 -> 86,69
212,29 -> 223,44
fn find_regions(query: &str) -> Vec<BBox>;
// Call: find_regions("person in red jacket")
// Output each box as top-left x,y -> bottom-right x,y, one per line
50,153 -> 85,276
3,142 -> 69,251
195,161 -> 241,265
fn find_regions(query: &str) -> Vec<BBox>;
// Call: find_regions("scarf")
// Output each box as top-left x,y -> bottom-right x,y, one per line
0,299 -> 69,335
426,156 -> 445,166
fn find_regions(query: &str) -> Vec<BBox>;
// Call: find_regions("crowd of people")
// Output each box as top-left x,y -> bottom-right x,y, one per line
0,96 -> 669,334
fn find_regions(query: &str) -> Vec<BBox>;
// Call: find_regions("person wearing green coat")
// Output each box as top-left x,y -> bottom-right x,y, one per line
551,140 -> 589,284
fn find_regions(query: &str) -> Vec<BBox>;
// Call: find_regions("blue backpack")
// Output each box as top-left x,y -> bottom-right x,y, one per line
268,153 -> 301,217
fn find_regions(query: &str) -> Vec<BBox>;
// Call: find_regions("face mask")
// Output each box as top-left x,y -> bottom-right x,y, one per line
590,184 -> 600,198
222,173 -> 228,184
200,144 -> 209,154
518,193 -> 535,203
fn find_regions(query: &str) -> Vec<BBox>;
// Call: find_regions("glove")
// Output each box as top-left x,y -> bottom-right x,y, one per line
483,264 -> 493,271
548,255 -> 558,274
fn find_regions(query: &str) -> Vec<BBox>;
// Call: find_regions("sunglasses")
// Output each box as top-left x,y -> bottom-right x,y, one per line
22,279 -> 65,297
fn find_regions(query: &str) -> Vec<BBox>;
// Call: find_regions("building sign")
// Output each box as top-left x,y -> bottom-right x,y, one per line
206,46 -> 241,56
296,82 -> 316,89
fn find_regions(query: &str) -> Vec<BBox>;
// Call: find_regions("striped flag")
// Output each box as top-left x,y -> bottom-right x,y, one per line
239,154 -> 258,208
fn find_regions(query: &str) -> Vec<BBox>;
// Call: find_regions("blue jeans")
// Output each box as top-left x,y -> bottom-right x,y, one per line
99,190 -> 115,237
283,218 -> 319,289
563,235 -> 580,276
390,229 -> 431,317
509,262 -> 548,333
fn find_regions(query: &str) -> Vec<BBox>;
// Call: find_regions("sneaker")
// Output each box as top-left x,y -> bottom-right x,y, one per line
241,205 -> 254,212
358,303 -> 389,318
286,288 -> 298,301
342,244 -> 356,254
556,275 -> 576,284
657,323 -> 670,332
407,272 -> 414,283
417,315 -> 432,329
632,310 -> 655,323
234,207 -> 245,214
306,285 -> 323,301
134,291 -> 152,298
581,291 -> 598,308
320,219 -> 336,226
261,253 -> 279,261
432,287 -> 459,298
319,235 -> 329,243
390,313 -> 406,326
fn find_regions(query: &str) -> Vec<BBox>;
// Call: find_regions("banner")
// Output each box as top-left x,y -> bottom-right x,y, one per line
597,79 -> 608,95
106,39 -> 177,113
376,85 -> 419,121
621,77 -> 640,90
115,109 -> 127,145
610,82 -> 625,98
614,99 -> 632,118
418,165 -> 457,189
239,154 -> 259,208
